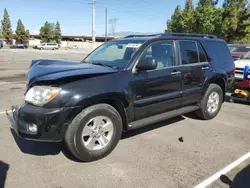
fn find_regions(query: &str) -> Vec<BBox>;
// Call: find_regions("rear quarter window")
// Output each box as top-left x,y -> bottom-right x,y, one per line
200,40 -> 234,70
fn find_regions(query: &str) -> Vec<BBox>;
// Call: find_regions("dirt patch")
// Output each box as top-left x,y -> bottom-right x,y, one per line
0,74 -> 26,82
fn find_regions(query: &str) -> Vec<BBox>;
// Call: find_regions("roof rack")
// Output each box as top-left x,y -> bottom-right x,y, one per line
124,33 -> 162,38
124,32 -> 218,39
163,32 -> 218,39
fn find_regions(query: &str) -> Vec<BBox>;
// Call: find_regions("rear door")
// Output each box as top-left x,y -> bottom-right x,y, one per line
176,40 -> 211,106
130,40 -> 182,120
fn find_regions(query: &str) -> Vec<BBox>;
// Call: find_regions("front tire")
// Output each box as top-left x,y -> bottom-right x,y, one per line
65,104 -> 123,162
195,84 -> 223,120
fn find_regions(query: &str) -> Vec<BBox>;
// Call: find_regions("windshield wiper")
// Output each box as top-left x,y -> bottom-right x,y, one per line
92,62 -> 117,69
81,60 -> 118,69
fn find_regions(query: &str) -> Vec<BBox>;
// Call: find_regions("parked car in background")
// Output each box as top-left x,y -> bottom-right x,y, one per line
7,32 -> 235,162
229,44 -> 250,60
10,44 -> 28,49
36,43 -> 59,50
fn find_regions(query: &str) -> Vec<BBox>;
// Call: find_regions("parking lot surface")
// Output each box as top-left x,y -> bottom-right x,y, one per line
0,49 -> 250,188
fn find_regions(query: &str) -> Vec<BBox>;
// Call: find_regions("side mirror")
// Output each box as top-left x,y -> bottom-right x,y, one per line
136,57 -> 157,71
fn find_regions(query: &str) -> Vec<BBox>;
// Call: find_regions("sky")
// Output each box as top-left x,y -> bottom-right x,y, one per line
0,0 -> 223,36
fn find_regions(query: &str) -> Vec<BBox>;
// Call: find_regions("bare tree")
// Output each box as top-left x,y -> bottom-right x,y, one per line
108,18 -> 117,36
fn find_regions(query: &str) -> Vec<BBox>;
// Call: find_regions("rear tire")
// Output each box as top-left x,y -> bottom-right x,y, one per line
64,104 -> 123,162
195,84 -> 223,120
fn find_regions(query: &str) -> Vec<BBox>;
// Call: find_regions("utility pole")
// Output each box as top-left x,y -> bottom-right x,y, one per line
92,0 -> 96,43
105,8 -> 107,42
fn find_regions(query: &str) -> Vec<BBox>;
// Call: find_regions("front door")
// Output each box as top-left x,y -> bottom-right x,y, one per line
130,40 -> 182,120
177,40 -> 211,106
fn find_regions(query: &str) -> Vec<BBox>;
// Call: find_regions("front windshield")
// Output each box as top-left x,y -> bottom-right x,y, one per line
231,46 -> 250,53
82,39 -> 145,69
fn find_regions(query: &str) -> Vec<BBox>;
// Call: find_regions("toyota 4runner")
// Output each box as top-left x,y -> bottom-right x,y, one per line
6,32 -> 235,162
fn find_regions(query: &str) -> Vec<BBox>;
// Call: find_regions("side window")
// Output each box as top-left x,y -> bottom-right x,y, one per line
197,42 -> 208,62
179,41 -> 199,64
139,41 -> 176,70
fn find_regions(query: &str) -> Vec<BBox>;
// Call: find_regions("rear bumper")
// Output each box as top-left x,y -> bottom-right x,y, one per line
6,103 -> 82,142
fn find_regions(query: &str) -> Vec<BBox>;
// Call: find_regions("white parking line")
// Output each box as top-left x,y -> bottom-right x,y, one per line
0,81 -> 25,85
0,110 -> 11,115
194,152 -> 250,188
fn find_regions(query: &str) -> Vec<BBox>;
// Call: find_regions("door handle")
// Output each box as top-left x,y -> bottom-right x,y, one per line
171,71 -> 181,75
202,66 -> 210,70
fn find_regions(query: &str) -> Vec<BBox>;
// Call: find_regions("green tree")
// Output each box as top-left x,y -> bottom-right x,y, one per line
39,21 -> 52,42
25,29 -> 30,39
167,6 -> 184,32
193,0 -> 221,34
1,8 -> 13,42
39,21 -> 61,43
15,19 -> 27,43
54,21 -> 62,44
166,0 -> 250,42
182,0 -> 195,33
49,22 -> 56,42
221,0 -> 250,43
199,0 -> 219,6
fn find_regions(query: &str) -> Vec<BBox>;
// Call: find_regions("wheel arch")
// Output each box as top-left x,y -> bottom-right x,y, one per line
207,76 -> 226,102
72,93 -> 130,131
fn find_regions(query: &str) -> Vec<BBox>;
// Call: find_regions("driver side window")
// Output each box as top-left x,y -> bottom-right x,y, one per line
138,40 -> 176,70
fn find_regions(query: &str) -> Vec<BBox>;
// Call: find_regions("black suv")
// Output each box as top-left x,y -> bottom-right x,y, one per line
7,33 -> 235,162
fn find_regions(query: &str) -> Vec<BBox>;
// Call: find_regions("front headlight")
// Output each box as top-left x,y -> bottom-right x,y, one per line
25,86 -> 61,106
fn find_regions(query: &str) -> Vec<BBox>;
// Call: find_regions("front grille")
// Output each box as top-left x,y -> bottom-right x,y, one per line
235,68 -> 250,80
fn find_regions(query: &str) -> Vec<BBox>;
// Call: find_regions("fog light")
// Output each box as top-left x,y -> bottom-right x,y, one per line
27,123 -> 38,133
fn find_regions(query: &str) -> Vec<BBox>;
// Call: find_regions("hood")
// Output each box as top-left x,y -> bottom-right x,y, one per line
27,59 -> 118,84
234,59 -> 250,69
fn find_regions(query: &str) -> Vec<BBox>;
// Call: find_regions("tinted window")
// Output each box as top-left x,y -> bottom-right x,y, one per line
139,41 -> 175,70
179,41 -> 199,64
202,40 -> 234,70
197,42 -> 208,62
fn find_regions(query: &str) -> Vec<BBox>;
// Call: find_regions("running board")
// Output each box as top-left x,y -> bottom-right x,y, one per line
128,105 -> 199,130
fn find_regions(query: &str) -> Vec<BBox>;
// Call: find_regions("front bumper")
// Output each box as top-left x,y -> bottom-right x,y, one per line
6,103 -> 82,142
